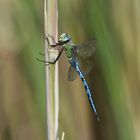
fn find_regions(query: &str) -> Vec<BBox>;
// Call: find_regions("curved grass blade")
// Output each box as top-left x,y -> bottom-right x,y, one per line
68,65 -> 77,81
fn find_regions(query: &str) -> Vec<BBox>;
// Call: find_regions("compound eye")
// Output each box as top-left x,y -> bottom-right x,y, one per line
65,35 -> 69,41
59,33 -> 71,43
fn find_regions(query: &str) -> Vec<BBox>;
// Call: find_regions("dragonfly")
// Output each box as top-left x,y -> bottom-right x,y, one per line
38,33 -> 99,121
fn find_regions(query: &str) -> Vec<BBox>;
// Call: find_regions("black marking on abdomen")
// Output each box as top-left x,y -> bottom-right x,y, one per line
81,78 -> 84,82
77,70 -> 80,75
85,85 -> 88,91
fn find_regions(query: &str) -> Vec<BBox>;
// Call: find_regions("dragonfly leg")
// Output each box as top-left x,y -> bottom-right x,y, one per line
48,34 -> 57,44
45,34 -> 59,48
36,58 -> 55,66
37,47 -> 65,65
47,47 -> 65,64
37,58 -> 48,63
45,36 -> 58,48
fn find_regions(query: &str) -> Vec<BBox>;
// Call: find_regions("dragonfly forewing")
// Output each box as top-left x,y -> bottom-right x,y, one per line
76,38 -> 96,74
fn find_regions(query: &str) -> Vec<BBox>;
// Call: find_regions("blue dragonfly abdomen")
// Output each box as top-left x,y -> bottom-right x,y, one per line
75,62 -> 100,121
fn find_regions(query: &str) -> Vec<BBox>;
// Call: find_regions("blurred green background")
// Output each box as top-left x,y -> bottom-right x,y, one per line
0,0 -> 140,140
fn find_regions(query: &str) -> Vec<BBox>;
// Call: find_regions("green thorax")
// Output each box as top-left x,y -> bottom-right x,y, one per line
63,42 -> 75,60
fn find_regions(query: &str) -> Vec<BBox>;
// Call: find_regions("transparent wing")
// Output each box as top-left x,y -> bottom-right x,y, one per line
77,38 -> 96,57
68,65 -> 77,81
76,38 -> 96,74
77,55 -> 94,74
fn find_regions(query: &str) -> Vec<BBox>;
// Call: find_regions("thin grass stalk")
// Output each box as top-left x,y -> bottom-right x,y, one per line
44,0 -> 59,139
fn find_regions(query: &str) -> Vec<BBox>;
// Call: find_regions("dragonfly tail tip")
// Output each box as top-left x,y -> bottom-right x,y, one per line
95,114 -> 100,122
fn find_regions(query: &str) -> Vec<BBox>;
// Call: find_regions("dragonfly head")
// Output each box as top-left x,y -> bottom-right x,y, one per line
59,33 -> 71,43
